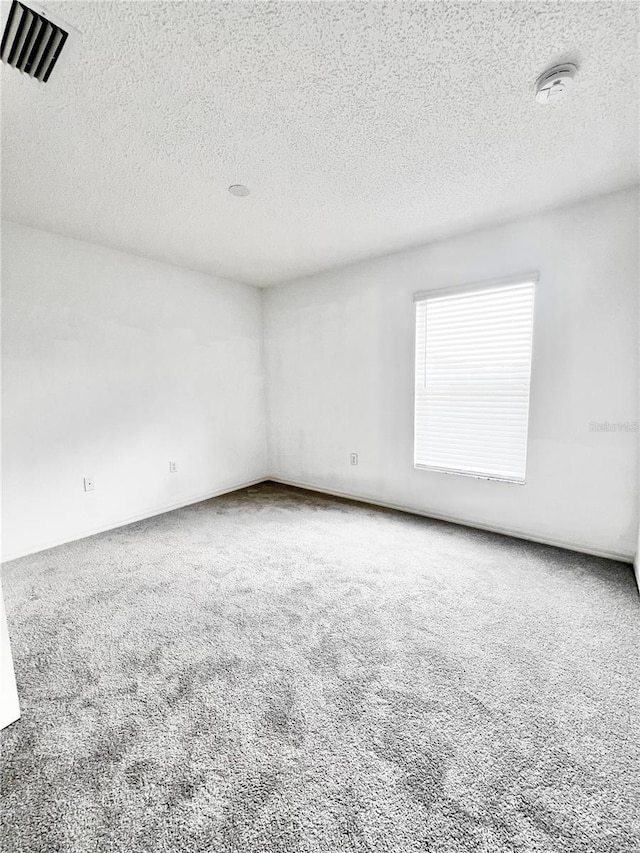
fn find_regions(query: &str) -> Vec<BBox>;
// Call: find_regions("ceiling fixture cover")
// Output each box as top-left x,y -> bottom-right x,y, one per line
0,0 -> 73,82
534,63 -> 578,104
228,184 -> 250,197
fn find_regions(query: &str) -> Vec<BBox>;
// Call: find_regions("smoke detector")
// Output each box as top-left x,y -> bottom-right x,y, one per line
534,64 -> 578,104
1,0 -> 76,83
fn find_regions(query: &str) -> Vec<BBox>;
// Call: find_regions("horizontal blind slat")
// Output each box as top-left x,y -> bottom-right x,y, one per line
415,279 -> 534,481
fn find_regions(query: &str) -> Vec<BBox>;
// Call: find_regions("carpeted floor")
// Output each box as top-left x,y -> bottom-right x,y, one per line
1,482 -> 638,853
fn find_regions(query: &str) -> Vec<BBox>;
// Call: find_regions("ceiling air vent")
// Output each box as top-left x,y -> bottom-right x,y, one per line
1,0 -> 72,82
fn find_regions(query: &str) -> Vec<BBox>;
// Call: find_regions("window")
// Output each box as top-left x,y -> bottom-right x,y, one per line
414,275 -> 536,483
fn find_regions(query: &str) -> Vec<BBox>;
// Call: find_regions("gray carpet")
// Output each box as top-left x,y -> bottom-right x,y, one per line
1,482 -> 638,853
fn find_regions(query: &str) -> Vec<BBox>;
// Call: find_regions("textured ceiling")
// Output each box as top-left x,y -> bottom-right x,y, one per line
1,1 -> 638,286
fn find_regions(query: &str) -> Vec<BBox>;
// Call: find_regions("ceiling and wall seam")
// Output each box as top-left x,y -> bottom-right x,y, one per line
2,1 -> 637,286
4,182 -> 638,294
0,218 -> 258,290
267,182 -> 640,290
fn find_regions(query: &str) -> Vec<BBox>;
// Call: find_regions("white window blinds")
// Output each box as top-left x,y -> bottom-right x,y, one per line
414,277 -> 535,483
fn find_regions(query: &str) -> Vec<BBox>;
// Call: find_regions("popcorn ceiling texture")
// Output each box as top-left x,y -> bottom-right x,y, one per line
1,483 -> 639,853
1,1 -> 638,285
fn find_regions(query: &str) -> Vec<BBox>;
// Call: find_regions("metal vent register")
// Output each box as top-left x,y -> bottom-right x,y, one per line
1,1 -> 71,82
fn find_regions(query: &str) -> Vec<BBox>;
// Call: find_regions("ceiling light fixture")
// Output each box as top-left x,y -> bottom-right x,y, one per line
228,184 -> 250,197
534,63 -> 578,104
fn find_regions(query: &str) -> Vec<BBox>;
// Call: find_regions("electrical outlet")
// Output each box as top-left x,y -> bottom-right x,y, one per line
350,452 -> 358,466
169,461 -> 177,473
83,477 -> 95,492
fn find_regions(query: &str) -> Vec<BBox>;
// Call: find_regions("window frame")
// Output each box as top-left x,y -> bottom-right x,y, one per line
413,272 -> 538,484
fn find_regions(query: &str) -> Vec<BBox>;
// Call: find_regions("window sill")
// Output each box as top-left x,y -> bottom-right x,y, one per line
414,463 -> 526,485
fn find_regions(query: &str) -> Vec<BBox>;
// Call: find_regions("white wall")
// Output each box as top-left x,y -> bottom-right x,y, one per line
1,222 -> 267,560
264,188 -> 639,561
3,190 -> 638,564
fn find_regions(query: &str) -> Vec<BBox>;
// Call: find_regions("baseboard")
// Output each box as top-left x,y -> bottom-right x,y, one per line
4,473 -> 634,567
1,476 -> 268,564
268,477 -> 635,564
